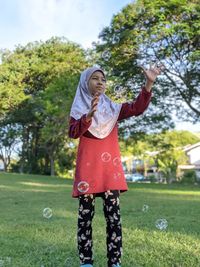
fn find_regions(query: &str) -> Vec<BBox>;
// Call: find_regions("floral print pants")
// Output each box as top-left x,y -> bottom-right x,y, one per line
77,190 -> 122,267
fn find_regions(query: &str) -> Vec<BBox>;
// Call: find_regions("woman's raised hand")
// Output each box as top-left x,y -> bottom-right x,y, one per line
140,62 -> 165,91
86,93 -> 100,122
140,63 -> 164,83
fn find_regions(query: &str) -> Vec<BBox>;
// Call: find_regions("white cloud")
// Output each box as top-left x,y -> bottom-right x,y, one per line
175,122 -> 200,133
1,0 -> 124,50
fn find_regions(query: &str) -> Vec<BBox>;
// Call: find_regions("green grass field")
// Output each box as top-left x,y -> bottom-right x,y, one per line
0,172 -> 200,267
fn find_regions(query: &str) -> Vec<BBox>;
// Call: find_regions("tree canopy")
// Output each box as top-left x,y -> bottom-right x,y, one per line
94,0 -> 200,129
0,37 -> 88,174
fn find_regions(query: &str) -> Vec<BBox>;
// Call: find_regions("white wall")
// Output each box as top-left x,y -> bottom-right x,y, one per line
187,146 -> 200,165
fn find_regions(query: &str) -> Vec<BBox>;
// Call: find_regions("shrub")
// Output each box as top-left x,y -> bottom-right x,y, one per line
148,174 -> 157,182
180,169 -> 197,184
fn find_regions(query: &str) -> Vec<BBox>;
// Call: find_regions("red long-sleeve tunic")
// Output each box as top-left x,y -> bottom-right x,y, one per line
69,87 -> 152,198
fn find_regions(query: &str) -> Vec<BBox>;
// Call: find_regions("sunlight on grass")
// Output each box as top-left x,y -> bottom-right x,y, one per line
19,182 -> 70,187
0,185 -> 10,189
133,187 -> 200,196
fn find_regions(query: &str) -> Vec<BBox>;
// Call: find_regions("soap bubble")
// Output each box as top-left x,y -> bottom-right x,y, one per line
112,35 -> 120,44
102,50 -> 111,61
43,208 -> 52,219
155,218 -> 168,230
101,152 -> 111,162
77,181 -> 89,193
142,204 -> 149,212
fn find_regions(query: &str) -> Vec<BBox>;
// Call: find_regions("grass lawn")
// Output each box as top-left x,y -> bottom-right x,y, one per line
0,172 -> 200,267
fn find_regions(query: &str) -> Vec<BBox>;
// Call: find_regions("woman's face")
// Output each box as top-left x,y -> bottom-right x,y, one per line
88,71 -> 106,96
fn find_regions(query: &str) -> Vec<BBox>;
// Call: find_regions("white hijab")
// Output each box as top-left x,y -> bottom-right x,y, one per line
70,66 -> 122,139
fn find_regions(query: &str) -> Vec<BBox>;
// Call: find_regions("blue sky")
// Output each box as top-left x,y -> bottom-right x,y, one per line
0,0 -> 133,50
0,0 -> 199,132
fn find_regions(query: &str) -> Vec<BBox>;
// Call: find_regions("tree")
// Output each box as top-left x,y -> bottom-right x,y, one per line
0,37 -> 89,175
39,73 -> 80,176
0,123 -> 21,171
0,48 -> 29,117
94,0 -> 200,130
146,130 -> 200,182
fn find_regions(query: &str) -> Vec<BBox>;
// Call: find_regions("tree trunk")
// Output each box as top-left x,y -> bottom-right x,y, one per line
44,154 -> 50,175
3,159 -> 7,172
50,156 -> 55,176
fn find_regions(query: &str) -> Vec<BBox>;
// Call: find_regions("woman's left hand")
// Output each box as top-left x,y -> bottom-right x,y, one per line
140,63 -> 165,91
140,63 -> 164,83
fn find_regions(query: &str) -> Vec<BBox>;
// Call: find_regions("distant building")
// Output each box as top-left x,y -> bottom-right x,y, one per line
121,152 -> 158,177
122,142 -> 200,180
178,142 -> 200,179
